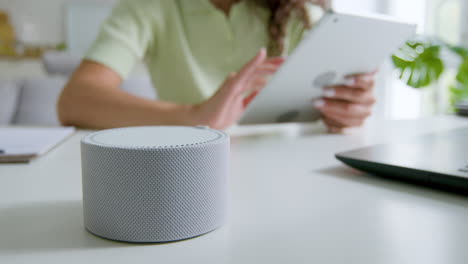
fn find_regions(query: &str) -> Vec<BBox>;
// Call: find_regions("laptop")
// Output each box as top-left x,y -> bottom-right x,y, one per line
335,127 -> 468,191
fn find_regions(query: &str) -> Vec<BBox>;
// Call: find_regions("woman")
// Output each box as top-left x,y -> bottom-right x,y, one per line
58,0 -> 375,132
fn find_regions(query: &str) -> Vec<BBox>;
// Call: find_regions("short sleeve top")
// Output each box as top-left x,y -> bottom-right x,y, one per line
85,0 -> 324,104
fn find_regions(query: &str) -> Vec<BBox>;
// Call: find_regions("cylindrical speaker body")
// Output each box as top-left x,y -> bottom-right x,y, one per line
81,126 -> 229,243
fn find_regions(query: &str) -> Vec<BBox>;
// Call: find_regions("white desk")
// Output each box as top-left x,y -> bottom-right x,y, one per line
1,116 -> 468,264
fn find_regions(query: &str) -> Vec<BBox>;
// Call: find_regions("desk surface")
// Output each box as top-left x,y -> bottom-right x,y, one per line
1,116 -> 468,264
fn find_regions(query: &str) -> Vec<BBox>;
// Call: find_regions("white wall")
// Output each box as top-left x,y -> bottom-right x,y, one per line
0,0 -> 389,47
332,0 -> 379,13
0,0 -> 117,45
462,1 -> 468,47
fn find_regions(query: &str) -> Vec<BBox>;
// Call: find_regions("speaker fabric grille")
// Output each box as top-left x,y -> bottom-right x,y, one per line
81,127 -> 229,242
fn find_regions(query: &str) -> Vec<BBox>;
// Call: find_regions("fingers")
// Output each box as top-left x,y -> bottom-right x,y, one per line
243,67 -> 276,93
314,98 -> 372,119
345,70 -> 378,80
199,50 -> 283,129
237,50 -> 284,83
322,70 -> 376,104
345,71 -> 377,90
315,98 -> 371,132
328,127 -> 344,134
240,63 -> 281,108
240,75 -> 270,103
324,112 -> 366,127
214,48 -> 283,109
224,48 -> 283,97
316,71 -> 376,132
243,90 -> 259,108
236,48 -> 267,84
323,86 -> 375,105
240,58 -> 283,96
242,64 -> 281,108
256,64 -> 282,74
355,75 -> 375,91
264,56 -> 286,66
251,78 -> 269,89
322,117 -> 345,134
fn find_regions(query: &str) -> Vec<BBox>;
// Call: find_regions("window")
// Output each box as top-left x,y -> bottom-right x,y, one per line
334,0 -> 466,120
385,0 -> 427,120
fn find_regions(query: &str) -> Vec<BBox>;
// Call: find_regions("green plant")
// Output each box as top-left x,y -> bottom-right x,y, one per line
392,38 -> 468,106
55,42 -> 67,51
449,47 -> 468,105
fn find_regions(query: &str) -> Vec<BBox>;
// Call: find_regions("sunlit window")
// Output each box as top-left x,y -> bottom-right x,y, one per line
334,0 -> 465,120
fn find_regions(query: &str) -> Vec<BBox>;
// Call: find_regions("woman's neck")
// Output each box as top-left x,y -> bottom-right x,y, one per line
210,0 -> 242,16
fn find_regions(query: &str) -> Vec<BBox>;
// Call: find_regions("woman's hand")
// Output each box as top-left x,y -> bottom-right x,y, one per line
194,48 -> 285,129
314,72 -> 377,133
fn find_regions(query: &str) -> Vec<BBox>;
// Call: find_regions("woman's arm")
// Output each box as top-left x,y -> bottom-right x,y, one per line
58,49 -> 283,130
57,60 -> 197,129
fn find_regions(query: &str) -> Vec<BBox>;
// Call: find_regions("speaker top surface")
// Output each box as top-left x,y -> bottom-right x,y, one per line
82,126 -> 227,148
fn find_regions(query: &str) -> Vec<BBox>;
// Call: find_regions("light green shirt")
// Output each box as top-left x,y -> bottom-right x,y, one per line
86,0 -> 322,104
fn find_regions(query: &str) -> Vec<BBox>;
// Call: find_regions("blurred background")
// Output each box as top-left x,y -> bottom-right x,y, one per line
0,0 -> 465,126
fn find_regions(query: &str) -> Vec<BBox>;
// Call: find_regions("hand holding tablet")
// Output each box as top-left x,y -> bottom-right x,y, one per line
239,11 -> 417,125
316,71 -> 377,133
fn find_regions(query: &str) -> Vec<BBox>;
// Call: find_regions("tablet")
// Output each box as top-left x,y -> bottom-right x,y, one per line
239,11 -> 417,124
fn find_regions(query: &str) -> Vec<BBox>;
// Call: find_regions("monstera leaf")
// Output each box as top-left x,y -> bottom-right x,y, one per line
449,45 -> 468,59
450,57 -> 468,105
392,41 -> 444,88
456,57 -> 468,84
391,38 -> 468,108
450,84 -> 468,106
449,46 -> 468,104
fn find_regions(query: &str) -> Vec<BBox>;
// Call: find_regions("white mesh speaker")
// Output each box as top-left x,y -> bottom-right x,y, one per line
81,126 -> 229,243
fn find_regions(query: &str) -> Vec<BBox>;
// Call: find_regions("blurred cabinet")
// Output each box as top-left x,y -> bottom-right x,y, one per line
0,10 -> 16,56
0,59 -> 45,80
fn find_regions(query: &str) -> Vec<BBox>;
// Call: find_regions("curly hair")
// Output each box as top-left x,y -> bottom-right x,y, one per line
253,0 -> 331,56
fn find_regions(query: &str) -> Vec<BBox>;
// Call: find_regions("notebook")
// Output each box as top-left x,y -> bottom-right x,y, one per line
0,127 -> 75,163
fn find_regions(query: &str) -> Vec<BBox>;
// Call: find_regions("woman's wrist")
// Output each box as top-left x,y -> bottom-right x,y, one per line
185,103 -> 216,127
178,104 -> 202,126
186,102 -> 221,129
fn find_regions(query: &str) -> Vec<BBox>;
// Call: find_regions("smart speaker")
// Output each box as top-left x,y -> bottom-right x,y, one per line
81,126 -> 229,243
